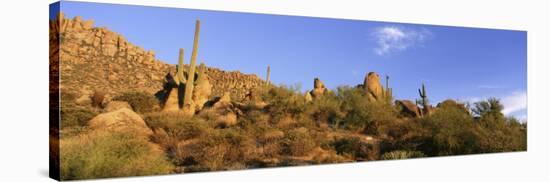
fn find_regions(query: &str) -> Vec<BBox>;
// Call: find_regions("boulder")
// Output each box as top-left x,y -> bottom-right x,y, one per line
395,100 -> 421,118
304,92 -> 313,103
310,77 -> 327,98
103,101 -> 132,112
75,95 -> 92,106
192,74 -> 212,111
212,92 -> 232,109
364,72 -> 384,102
88,108 -> 152,137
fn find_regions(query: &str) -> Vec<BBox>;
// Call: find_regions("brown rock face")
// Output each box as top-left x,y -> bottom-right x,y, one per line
192,74 -> 212,111
364,72 -> 384,102
88,108 -> 153,137
395,100 -> 421,118
51,12 -> 265,103
310,78 -> 328,98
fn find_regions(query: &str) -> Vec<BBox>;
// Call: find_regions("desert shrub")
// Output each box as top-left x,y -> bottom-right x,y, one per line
378,119 -> 432,155
304,92 -> 344,127
381,150 -> 426,160
145,113 -> 210,146
331,136 -> 379,160
469,98 -> 527,153
60,131 -> 173,180
112,91 -> 158,113
281,127 -> 317,156
420,104 -> 482,156
262,85 -> 307,119
337,87 -> 397,134
174,128 -> 259,171
60,104 -> 98,129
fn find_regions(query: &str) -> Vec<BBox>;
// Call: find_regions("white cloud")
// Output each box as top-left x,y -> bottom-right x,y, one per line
371,26 -> 431,56
501,91 -> 527,115
463,91 -> 527,116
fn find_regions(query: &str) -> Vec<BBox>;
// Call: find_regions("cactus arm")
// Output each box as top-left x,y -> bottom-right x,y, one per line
175,48 -> 185,85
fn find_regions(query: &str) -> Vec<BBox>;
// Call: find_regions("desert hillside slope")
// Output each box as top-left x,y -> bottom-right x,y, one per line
51,13 -> 265,101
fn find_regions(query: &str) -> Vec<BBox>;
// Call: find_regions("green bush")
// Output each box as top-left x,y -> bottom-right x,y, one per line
145,113 -> 210,140
304,92 -> 344,127
173,128 -> 258,171
331,136 -> 379,160
282,127 -> 317,156
471,98 -> 527,153
262,85 -> 307,119
337,86 -> 397,134
60,104 -> 98,129
112,91 -> 159,113
60,131 -> 174,180
381,150 -> 426,160
421,104 -> 482,156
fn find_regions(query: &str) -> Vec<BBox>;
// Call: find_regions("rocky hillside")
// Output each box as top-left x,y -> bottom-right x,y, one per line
51,13 -> 265,101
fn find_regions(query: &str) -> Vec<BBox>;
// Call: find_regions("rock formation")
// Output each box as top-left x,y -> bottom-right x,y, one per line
395,100 -> 421,118
310,77 -> 328,98
304,92 -> 313,103
363,72 -> 384,102
51,12 -> 265,105
193,62 -> 212,111
88,108 -> 153,137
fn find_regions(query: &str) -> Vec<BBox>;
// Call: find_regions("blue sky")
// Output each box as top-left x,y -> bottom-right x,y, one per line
51,1 -> 527,120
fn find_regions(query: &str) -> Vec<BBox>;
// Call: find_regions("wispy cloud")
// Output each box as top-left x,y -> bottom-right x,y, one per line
501,91 -> 527,115
371,25 -> 431,56
463,90 -> 527,116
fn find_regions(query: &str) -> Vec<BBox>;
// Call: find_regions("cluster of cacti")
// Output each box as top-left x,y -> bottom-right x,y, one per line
162,20 -> 205,114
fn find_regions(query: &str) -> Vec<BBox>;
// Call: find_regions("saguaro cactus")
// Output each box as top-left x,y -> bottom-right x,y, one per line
418,83 -> 428,106
266,65 -> 271,86
183,20 -> 201,108
418,83 -> 430,115
385,75 -> 392,100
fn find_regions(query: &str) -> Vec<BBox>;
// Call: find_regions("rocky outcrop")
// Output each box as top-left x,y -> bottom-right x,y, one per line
193,63 -> 213,111
88,108 -> 153,137
395,100 -> 421,118
309,78 -> 328,98
51,12 -> 265,104
363,72 -> 384,102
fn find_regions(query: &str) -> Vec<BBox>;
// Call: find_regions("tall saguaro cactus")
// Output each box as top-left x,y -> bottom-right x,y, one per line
418,83 -> 430,115
183,20 -> 201,108
266,65 -> 271,86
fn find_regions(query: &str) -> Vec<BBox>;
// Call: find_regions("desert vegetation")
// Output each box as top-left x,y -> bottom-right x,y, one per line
57,83 -> 526,180
51,14 -> 526,180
